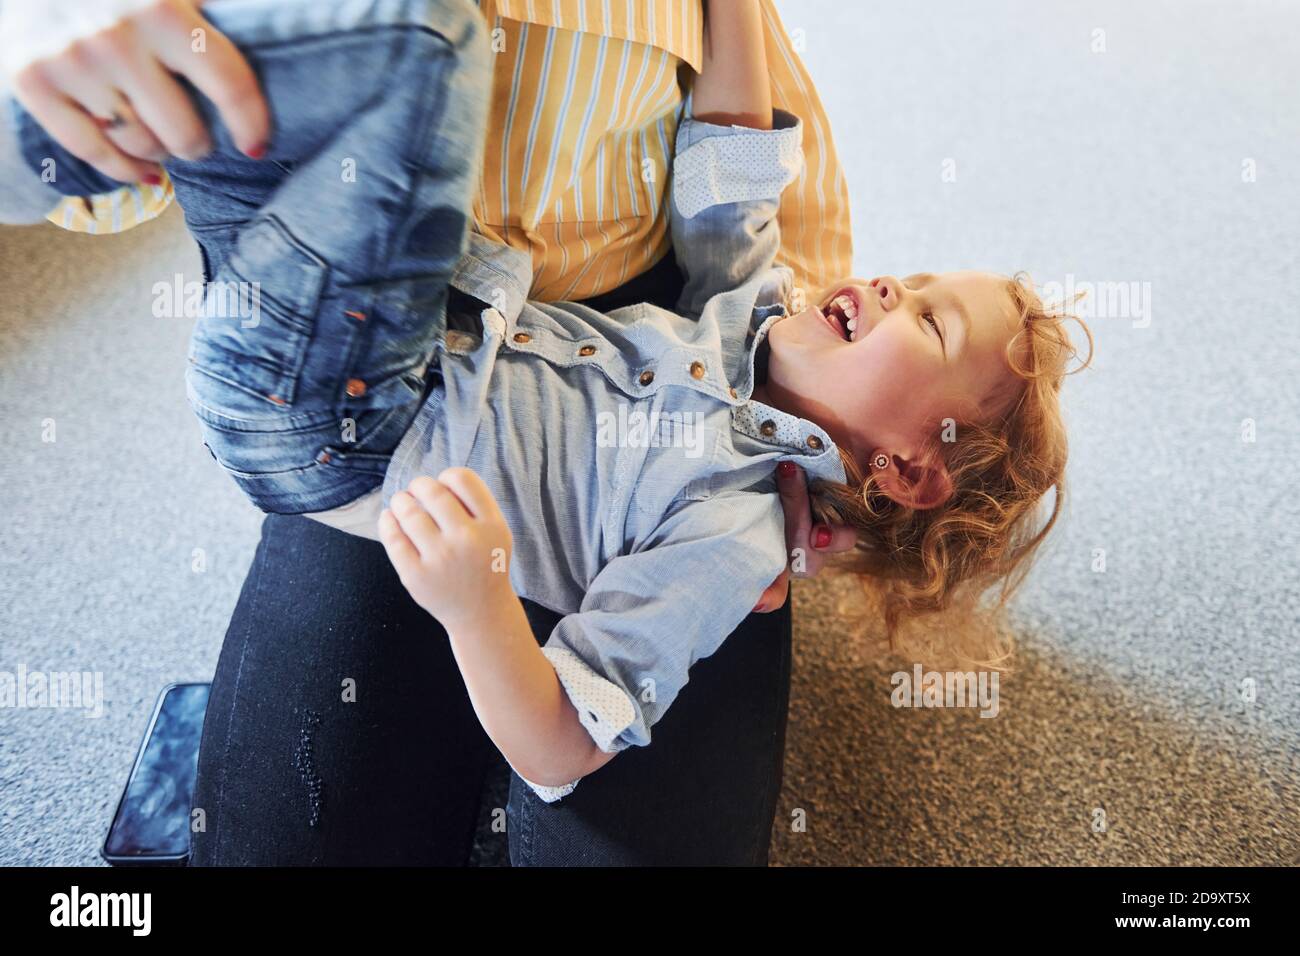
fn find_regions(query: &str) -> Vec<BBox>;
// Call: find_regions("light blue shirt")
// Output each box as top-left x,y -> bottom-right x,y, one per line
383,106 -> 849,801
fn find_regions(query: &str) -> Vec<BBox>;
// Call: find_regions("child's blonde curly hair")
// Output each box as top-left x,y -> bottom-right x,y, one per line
807,273 -> 1094,670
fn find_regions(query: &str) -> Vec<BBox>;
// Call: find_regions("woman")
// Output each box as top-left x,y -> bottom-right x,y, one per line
1,0 -> 857,864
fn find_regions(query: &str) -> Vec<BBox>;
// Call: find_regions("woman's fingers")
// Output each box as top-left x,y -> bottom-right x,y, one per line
817,523 -> 858,554
96,27 -> 213,161
754,525 -> 856,612
753,568 -> 790,614
164,4 -> 270,156
43,56 -> 169,163
4,0 -> 269,186
776,460 -> 817,577
10,65 -> 164,184
796,521 -> 858,579
775,460 -> 857,579
100,99 -> 170,164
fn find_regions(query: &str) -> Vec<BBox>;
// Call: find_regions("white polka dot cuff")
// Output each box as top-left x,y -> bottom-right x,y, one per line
672,108 -> 804,220
542,645 -> 639,753
510,647 -> 640,804
515,772 -> 578,804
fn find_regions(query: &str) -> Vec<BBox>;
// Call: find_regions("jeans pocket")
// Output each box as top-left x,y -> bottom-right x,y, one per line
225,214 -> 328,331
188,214 -> 329,410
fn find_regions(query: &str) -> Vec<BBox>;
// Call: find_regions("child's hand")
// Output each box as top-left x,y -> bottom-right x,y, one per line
378,468 -> 515,631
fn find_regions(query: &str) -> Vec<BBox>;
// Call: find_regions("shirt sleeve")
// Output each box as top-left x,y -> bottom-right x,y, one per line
669,103 -> 804,319
43,182 -> 175,234
514,490 -> 787,804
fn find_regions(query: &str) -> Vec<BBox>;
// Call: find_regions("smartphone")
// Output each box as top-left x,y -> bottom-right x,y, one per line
100,682 -> 211,866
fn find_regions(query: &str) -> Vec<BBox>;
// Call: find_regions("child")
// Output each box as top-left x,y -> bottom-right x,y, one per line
3,0 -> 1089,802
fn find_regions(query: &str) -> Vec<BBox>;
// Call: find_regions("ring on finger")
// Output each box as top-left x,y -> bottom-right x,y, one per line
88,92 -> 135,131
93,110 -> 129,130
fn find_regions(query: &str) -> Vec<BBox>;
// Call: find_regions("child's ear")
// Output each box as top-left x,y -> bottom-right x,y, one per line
875,451 -> 954,510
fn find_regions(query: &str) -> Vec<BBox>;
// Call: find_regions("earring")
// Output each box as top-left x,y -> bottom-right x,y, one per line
872,453 -> 890,471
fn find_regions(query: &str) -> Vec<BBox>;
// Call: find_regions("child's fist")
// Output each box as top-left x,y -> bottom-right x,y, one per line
378,467 -> 515,630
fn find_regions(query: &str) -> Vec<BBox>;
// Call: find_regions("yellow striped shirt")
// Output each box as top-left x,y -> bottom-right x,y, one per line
46,179 -> 174,234
48,0 -> 851,299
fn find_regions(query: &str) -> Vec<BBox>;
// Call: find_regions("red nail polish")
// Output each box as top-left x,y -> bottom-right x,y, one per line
142,173 -> 162,186
245,142 -> 267,160
814,526 -> 832,549
778,460 -> 796,479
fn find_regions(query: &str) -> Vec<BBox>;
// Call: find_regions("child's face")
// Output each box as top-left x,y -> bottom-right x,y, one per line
765,271 -> 1022,469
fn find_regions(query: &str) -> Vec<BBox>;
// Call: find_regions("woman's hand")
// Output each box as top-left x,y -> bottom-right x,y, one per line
1,0 -> 270,185
753,461 -> 858,613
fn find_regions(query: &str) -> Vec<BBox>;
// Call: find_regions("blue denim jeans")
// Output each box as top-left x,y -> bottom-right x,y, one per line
11,0 -> 490,513
190,511 -> 790,866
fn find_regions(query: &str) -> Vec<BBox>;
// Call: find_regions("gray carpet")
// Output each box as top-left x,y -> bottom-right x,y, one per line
2,0 -> 1297,866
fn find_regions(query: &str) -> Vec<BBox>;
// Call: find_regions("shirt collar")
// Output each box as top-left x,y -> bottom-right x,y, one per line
450,232 -> 533,323
732,309 -> 850,487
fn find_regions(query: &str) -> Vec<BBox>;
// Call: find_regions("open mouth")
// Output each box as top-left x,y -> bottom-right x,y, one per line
821,289 -> 860,341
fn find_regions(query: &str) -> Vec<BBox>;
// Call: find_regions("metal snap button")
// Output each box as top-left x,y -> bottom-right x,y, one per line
689,361 -> 706,379
728,386 -> 738,399
345,378 -> 367,398
579,345 -> 596,357
639,369 -> 655,386
760,419 -> 776,437
806,434 -> 823,450
513,331 -> 532,344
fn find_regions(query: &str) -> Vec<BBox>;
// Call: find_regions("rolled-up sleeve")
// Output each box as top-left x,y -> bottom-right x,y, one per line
670,104 -> 804,318
503,644 -> 636,803
514,491 -> 787,804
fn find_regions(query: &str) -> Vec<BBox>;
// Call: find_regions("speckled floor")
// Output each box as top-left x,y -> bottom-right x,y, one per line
2,0 -> 1297,866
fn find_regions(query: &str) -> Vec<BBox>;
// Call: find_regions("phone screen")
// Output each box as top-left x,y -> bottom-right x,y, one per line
102,683 -> 210,864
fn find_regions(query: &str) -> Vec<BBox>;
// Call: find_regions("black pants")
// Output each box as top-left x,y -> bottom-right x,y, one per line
189,254 -> 795,866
